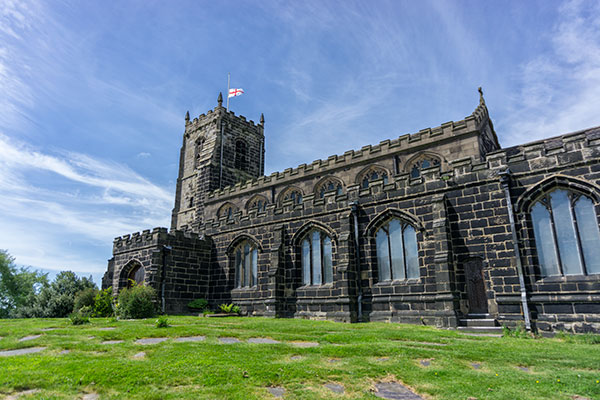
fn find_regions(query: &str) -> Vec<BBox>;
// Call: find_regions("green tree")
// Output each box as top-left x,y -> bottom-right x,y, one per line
0,250 -> 48,318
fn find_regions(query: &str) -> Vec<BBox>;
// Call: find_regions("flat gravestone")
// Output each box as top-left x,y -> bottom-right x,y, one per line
248,338 -> 280,344
517,366 -> 529,372
174,336 -> 206,343
41,328 -> 58,332
87,336 -> 96,340
97,327 -> 116,331
375,382 -> 423,400
19,335 -> 41,342
290,341 -> 319,348
328,358 -> 340,363
101,340 -> 124,345
376,357 -> 390,362
133,351 -> 146,359
419,360 -> 431,367
218,337 -> 241,344
470,363 -> 481,370
290,355 -> 302,360
0,347 -> 46,357
135,338 -> 168,345
82,394 -> 100,400
324,383 -> 344,393
5,389 -> 41,399
60,350 -> 71,355
267,387 -> 285,397
417,341 -> 447,347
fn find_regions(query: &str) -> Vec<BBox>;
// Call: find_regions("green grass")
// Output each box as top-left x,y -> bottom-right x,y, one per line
0,316 -> 599,399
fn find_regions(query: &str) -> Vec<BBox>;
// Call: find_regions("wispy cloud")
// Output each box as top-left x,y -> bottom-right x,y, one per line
502,0 -> 600,145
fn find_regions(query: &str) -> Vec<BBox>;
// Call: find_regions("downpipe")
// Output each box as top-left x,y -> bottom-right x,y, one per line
161,245 -> 172,314
499,169 -> 532,331
350,202 -> 363,322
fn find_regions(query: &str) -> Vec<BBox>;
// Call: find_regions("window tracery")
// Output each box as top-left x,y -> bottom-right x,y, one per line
316,178 -> 343,198
218,203 -> 238,219
358,166 -> 389,189
233,241 -> 258,288
300,230 -> 333,285
409,156 -> 440,179
530,189 -> 600,277
375,218 -> 419,281
246,195 -> 268,212
280,188 -> 303,205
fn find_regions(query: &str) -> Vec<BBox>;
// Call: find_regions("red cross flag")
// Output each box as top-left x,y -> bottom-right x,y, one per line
228,88 -> 244,98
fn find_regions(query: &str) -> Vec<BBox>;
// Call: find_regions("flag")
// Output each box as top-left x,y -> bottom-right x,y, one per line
228,88 -> 244,98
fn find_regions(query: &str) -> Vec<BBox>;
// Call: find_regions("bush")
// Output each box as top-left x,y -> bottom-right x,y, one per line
218,303 -> 240,314
73,288 -> 97,312
156,315 -> 169,328
188,298 -> 209,311
69,307 -> 91,325
116,284 -> 157,319
94,287 -> 114,317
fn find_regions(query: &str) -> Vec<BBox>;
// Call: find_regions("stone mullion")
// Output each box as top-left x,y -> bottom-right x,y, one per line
431,194 -> 459,327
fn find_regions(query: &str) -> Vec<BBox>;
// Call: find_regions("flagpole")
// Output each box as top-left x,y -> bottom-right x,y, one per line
226,73 -> 230,111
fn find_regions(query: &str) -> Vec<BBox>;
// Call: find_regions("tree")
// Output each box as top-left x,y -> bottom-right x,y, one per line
0,250 -> 48,318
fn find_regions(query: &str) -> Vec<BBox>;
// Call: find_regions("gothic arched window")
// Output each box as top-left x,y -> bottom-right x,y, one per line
280,188 -> 303,205
375,219 -> 419,281
301,230 -> 333,285
235,140 -> 248,171
359,166 -> 389,189
218,203 -> 238,219
233,241 -> 258,288
531,189 -> 600,277
128,264 -> 145,287
194,138 -> 204,169
246,195 -> 268,212
316,178 -> 343,198
409,156 -> 440,179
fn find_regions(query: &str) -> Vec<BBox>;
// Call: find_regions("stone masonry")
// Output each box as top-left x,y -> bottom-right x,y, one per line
103,90 -> 600,333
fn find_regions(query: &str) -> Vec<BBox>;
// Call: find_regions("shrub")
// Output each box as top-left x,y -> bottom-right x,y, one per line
69,307 -> 91,325
94,287 -> 114,317
188,298 -> 209,311
116,284 -> 157,319
156,315 -> 169,328
73,288 -> 97,312
218,303 -> 240,314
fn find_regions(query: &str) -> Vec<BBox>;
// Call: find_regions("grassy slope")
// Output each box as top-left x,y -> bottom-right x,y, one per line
0,317 -> 599,399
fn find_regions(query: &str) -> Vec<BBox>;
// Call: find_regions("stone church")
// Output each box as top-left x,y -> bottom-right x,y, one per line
102,90 -> 600,334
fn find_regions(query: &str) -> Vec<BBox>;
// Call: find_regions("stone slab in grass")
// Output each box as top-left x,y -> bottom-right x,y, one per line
419,360 -> 431,367
60,350 -> 71,355
41,328 -> 58,332
135,338 -> 168,345
517,366 -> 530,372
248,338 -> 280,344
374,382 -> 423,400
133,352 -> 146,359
5,389 -> 41,399
82,393 -> 99,400
174,336 -> 206,343
376,357 -> 390,362
471,362 -> 481,370
327,358 -> 341,363
101,340 -> 124,345
0,347 -> 46,357
97,327 -> 116,331
267,387 -> 285,397
290,355 -> 303,360
18,335 -> 41,342
324,383 -> 344,393
461,332 -> 502,338
290,341 -> 319,348
218,337 -> 241,344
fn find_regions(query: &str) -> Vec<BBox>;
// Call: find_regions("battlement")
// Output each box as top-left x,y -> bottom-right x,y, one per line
197,125 -> 600,232
184,104 -> 264,135
113,227 -> 206,254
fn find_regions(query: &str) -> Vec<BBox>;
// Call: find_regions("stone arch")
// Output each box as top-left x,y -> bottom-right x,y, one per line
235,139 -> 248,171
292,220 -> 337,247
245,194 -> 269,212
314,175 -> 344,198
355,164 -> 390,188
364,208 -> 425,238
278,186 -> 304,206
226,233 -> 263,255
118,259 -> 145,288
403,151 -> 444,178
515,174 -> 600,215
217,202 -> 239,219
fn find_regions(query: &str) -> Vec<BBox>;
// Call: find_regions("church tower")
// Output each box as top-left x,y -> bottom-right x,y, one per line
170,93 -> 265,231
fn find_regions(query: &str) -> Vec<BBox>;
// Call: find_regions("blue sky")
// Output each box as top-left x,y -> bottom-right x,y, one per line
1,0 -> 599,285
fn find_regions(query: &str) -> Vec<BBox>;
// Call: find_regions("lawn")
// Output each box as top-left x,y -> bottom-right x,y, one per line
0,316 -> 598,399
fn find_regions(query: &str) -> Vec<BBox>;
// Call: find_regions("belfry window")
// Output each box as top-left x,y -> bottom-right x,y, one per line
301,230 -> 333,285
531,189 -> 600,277
375,219 -> 419,281
233,241 -> 258,288
235,140 -> 248,171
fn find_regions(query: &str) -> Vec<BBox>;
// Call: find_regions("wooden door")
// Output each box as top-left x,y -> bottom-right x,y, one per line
465,259 -> 488,314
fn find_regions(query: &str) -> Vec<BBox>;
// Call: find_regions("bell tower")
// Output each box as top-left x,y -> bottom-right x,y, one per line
170,93 -> 265,231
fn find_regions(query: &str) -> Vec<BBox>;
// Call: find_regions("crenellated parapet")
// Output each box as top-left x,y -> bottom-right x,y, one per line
113,227 -> 205,255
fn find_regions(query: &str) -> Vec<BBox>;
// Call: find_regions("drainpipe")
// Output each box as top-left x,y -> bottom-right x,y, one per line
350,202 -> 363,322
161,245 -> 172,314
499,169 -> 532,331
